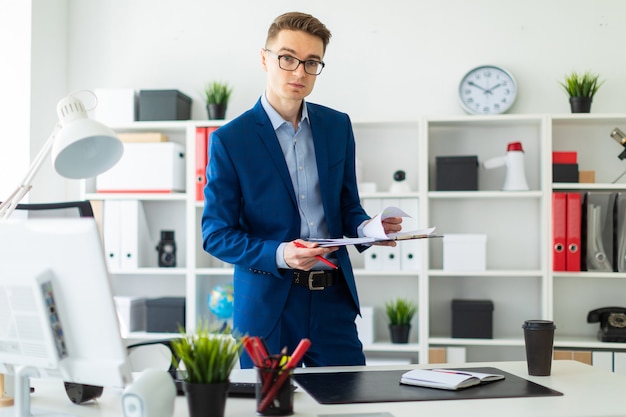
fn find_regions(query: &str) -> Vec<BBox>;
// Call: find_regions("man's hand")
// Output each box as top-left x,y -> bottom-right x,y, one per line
371,216 -> 403,247
284,240 -> 338,271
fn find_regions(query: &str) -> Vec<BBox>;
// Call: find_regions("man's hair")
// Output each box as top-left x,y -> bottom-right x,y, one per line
266,12 -> 332,53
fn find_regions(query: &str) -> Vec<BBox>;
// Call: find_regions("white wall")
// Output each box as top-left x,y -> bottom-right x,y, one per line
14,0 -> 626,201
65,0 -> 626,122
0,0 -> 32,201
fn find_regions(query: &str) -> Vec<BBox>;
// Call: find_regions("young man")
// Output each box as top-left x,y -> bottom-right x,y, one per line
201,11 -> 401,368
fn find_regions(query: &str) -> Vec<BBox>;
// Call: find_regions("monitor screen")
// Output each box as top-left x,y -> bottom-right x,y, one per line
0,218 -> 132,392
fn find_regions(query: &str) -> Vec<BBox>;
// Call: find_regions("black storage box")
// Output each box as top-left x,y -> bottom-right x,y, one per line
436,156 -> 478,191
452,299 -> 494,339
138,89 -> 192,121
144,297 -> 186,332
552,163 -> 579,183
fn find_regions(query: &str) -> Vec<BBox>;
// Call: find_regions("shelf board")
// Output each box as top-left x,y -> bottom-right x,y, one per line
360,191 -> 420,199
428,190 -> 543,199
355,269 -> 419,277
552,182 -> 626,190
429,337 -> 524,347
554,336 -> 626,350
109,267 -> 187,275
84,192 -> 187,201
552,271 -> 626,279
362,342 -> 420,353
429,270 -> 543,278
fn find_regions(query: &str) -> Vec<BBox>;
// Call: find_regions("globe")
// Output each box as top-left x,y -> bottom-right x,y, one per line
207,284 -> 234,319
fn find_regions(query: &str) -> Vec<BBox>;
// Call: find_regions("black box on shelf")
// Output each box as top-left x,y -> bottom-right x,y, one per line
143,297 -> 186,333
552,163 -> 579,183
436,156 -> 478,191
452,299 -> 494,339
138,89 -> 192,121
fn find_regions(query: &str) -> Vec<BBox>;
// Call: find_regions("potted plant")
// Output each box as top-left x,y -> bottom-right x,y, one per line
171,322 -> 241,417
385,298 -> 417,344
559,71 -> 604,113
204,81 -> 233,120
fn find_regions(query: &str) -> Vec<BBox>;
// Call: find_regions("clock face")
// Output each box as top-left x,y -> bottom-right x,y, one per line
459,65 -> 517,115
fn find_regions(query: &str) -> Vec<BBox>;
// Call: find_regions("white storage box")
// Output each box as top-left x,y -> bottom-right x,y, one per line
93,88 -> 136,125
443,234 -> 487,271
97,142 -> 185,193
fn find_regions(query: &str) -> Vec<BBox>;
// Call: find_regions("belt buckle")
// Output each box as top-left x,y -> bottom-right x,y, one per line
308,271 -> 325,290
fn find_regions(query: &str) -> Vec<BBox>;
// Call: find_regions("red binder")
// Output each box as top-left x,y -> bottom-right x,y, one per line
195,127 -> 208,201
566,193 -> 582,271
552,192 -> 567,271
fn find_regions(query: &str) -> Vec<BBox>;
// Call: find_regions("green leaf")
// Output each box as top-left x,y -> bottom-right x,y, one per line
204,81 -> 233,105
559,71 -> 604,98
385,298 -> 417,325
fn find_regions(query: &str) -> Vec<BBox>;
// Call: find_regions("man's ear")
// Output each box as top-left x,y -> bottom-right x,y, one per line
260,48 -> 268,72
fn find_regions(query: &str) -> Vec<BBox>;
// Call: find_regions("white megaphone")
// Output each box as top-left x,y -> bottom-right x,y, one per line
483,141 -> 529,191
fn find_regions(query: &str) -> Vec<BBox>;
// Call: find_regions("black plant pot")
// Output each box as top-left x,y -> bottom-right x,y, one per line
569,97 -> 592,113
207,103 -> 227,120
389,324 -> 411,344
183,380 -> 229,417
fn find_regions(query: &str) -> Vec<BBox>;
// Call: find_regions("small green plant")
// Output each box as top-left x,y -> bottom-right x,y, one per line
560,71 -> 604,98
204,81 -> 233,105
385,298 -> 417,326
171,322 -> 241,384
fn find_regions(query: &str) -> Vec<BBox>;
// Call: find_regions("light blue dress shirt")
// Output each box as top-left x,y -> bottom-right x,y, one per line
261,94 -> 336,269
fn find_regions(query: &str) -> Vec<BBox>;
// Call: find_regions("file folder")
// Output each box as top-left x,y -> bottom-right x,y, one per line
399,198 -> 420,270
195,127 -> 207,201
119,200 -> 152,269
552,193 -> 566,271
615,193 -> 626,272
380,198 -> 401,271
363,198 -> 383,270
566,193 -> 582,271
582,192 -> 616,272
103,200 -> 122,270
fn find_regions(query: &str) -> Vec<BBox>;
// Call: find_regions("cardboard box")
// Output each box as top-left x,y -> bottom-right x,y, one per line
436,156 -> 478,191
96,142 -> 186,193
443,234 -> 487,271
138,89 -> 191,121
452,299 -> 494,338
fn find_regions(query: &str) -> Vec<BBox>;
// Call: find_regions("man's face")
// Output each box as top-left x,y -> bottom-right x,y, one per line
262,29 -> 324,104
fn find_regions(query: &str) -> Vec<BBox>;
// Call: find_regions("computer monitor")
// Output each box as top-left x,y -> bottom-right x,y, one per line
0,218 -> 132,417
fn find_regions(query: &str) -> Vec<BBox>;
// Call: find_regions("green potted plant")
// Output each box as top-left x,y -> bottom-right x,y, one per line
385,298 -> 417,344
204,81 -> 233,120
171,322 -> 241,417
559,71 -> 604,113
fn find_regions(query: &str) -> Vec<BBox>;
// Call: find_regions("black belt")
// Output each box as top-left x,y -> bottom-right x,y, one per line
286,269 -> 341,290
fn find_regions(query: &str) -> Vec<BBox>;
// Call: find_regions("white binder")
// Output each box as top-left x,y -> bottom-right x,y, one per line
119,200 -> 152,269
380,198 -> 401,271
103,200 -> 122,271
399,198 -> 420,271
363,198 -> 383,270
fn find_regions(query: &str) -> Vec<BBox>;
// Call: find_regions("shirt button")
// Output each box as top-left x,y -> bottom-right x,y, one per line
300,195 -> 305,200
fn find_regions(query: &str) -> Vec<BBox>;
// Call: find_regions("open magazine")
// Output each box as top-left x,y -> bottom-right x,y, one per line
400,368 -> 505,391
308,206 -> 442,247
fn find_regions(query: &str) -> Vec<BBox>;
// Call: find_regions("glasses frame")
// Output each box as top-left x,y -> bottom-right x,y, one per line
264,49 -> 325,76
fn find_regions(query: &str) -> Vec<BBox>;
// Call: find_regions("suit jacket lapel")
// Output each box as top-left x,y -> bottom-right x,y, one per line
252,100 -> 298,208
307,104 -> 331,212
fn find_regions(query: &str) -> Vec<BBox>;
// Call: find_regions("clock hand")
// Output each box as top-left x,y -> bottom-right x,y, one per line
484,83 -> 502,94
468,81 -> 488,92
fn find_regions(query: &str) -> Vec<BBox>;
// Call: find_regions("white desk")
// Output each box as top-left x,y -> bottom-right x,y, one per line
3,361 -> 625,417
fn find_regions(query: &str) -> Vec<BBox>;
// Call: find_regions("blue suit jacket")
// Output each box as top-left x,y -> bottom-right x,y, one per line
201,98 -> 369,338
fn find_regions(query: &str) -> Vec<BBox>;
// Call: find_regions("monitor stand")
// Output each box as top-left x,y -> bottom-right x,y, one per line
0,367 -> 75,417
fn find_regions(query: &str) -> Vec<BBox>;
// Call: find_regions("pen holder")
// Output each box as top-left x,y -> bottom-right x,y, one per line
255,367 -> 294,416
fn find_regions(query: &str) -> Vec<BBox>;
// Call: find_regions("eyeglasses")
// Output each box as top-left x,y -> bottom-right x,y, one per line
264,49 -> 325,76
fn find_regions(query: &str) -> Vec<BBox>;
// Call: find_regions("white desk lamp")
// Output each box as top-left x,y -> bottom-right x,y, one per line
0,93 -> 124,220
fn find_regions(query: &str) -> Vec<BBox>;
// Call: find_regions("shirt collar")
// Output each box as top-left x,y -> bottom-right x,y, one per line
261,93 -> 309,131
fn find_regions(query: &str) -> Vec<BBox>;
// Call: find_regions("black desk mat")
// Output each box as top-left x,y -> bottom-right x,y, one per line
294,367 -> 562,404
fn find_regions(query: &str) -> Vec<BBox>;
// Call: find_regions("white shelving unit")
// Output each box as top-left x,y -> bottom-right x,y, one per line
83,114 -> 626,362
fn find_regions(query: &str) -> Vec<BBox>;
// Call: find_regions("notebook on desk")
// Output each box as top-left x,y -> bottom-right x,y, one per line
293,367 -> 562,404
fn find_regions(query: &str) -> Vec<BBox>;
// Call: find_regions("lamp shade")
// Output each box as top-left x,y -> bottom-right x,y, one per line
51,96 -> 124,179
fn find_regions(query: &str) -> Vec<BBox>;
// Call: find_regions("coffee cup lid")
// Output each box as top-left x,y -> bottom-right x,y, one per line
522,320 -> 556,330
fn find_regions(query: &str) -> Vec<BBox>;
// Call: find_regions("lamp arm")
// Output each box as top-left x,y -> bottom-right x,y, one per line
0,124 -> 60,220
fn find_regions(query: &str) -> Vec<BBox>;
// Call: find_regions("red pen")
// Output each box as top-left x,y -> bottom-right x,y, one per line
293,241 -> 338,269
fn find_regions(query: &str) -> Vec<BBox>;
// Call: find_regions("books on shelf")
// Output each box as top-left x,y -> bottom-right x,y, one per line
400,368 -> 504,390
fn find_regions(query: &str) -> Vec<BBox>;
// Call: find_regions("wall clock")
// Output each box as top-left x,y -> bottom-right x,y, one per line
458,65 -> 517,115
